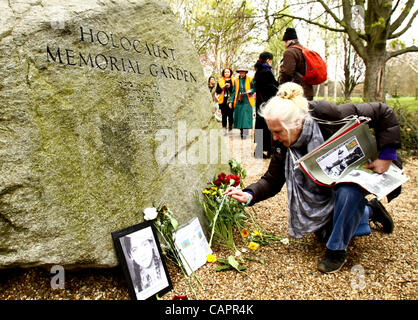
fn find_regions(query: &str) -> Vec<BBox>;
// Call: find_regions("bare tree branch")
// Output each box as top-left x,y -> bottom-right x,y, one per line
316,0 -> 344,25
391,0 -> 402,16
386,45 -> 418,61
310,4 -> 344,24
340,0 -> 367,60
389,0 -> 415,34
197,37 -> 214,53
389,9 -> 418,39
273,12 -> 346,32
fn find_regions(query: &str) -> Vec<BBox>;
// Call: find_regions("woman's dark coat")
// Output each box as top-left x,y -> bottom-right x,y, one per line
254,64 -> 279,153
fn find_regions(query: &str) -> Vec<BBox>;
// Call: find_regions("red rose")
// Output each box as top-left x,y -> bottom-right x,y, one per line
218,172 -> 227,183
226,174 -> 240,187
214,178 -> 222,186
213,172 -> 228,186
172,295 -> 188,300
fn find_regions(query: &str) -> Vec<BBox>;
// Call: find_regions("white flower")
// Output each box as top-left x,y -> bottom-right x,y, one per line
241,248 -> 247,253
280,238 -> 289,245
143,207 -> 158,220
235,250 -> 241,257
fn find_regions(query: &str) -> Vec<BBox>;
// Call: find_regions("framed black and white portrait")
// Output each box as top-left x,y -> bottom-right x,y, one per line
112,221 -> 172,300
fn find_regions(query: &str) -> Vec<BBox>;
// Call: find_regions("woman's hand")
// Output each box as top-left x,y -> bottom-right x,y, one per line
229,103 -> 233,109
224,187 -> 249,203
363,159 -> 392,174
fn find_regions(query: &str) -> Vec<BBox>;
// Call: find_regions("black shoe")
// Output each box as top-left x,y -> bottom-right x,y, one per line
367,198 -> 394,234
317,249 -> 347,273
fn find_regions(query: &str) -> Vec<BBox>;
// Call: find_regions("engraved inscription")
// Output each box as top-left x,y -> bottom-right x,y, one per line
119,80 -> 173,134
118,81 -> 162,105
46,26 -> 197,82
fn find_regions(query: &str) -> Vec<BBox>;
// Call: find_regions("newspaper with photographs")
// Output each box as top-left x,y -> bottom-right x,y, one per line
293,116 -> 409,200
174,217 -> 212,275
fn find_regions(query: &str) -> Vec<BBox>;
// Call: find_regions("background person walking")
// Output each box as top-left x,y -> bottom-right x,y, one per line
254,52 -> 279,158
279,28 -> 314,100
229,67 -> 255,139
208,75 -> 217,101
216,68 -> 235,135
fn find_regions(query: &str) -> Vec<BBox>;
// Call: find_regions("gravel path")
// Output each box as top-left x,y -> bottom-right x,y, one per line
0,131 -> 416,300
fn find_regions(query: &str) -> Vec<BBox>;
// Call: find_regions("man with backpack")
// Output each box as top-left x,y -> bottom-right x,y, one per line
279,28 -> 326,101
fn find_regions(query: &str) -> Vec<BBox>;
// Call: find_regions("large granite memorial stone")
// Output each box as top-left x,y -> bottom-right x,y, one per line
0,0 -> 229,268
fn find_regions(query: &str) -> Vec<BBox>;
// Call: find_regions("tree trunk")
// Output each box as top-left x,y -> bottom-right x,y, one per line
213,40 -> 220,75
363,50 -> 387,102
333,56 -> 338,102
323,29 -> 329,100
315,84 -> 321,97
324,80 -> 329,100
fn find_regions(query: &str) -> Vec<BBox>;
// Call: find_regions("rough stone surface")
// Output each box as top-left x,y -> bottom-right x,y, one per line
0,0 -> 229,268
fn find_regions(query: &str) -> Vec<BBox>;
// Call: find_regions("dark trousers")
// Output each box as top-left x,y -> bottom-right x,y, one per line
220,103 -> 233,129
254,115 -> 272,156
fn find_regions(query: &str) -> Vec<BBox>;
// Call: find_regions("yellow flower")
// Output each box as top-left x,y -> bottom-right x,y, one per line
252,230 -> 261,237
248,242 -> 259,250
206,254 -> 217,263
241,228 -> 249,238
202,189 -> 211,194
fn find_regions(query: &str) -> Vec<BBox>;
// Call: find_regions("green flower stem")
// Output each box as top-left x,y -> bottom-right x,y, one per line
174,242 -> 205,290
248,208 -> 272,235
208,194 -> 228,248
155,227 -> 199,299
248,208 -> 311,246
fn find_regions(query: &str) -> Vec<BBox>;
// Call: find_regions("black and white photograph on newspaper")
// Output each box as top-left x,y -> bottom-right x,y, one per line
316,136 -> 365,178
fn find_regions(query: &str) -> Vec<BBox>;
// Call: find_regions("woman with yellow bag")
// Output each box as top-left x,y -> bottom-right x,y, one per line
215,68 -> 234,135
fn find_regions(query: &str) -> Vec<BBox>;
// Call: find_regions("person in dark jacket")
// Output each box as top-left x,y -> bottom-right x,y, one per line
279,28 -> 314,100
254,52 -> 279,158
225,82 -> 400,274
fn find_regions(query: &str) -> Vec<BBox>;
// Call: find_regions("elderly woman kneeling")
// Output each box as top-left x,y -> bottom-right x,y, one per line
225,82 -> 401,273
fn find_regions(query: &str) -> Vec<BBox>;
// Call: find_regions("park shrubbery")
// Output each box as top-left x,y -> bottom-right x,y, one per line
391,100 -> 418,156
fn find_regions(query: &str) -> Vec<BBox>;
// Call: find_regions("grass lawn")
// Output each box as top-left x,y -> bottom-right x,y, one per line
387,97 -> 418,112
315,96 -> 418,111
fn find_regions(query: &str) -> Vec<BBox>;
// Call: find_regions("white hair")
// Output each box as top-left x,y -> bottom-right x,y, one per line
258,82 -> 309,130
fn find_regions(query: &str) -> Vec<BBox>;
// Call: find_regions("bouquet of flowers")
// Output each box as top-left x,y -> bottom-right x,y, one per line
197,159 -> 297,273
196,159 -> 248,252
